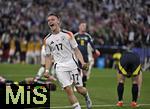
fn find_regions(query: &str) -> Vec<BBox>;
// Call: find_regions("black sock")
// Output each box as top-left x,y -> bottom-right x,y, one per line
132,84 -> 138,102
117,83 -> 124,101
82,76 -> 87,87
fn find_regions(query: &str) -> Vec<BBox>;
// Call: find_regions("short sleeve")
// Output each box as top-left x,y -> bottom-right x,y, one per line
70,36 -> 78,48
67,32 -> 78,49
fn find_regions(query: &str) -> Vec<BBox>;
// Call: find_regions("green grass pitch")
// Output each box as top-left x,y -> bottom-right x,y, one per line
0,64 -> 150,109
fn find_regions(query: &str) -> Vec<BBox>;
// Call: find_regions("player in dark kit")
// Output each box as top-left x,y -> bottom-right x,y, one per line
74,22 -> 100,87
116,52 -> 142,108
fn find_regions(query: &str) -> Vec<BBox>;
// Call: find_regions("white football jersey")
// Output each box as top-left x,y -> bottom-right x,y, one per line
45,30 -> 78,71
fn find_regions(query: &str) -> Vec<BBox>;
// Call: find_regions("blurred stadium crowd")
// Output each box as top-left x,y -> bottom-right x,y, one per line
0,0 -> 149,65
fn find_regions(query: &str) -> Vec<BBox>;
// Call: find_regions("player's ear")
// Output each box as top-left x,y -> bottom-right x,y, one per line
57,18 -> 61,26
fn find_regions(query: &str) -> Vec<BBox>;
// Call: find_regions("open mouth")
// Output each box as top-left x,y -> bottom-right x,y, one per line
50,24 -> 54,27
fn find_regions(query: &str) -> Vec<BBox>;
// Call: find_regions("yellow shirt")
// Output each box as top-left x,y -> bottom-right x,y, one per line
20,41 -> 27,52
10,39 -> 16,50
35,40 -> 41,51
27,41 -> 35,52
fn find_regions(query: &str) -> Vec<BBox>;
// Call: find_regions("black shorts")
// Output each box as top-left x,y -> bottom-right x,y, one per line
83,55 -> 89,63
118,52 -> 141,77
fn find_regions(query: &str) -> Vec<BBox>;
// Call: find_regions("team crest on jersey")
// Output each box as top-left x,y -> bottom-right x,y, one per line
61,36 -> 67,43
62,38 -> 65,41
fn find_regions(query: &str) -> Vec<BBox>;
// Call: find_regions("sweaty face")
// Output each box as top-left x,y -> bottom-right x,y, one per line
47,15 -> 60,32
79,23 -> 87,32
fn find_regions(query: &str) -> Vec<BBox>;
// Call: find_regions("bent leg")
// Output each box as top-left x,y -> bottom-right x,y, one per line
76,86 -> 92,109
64,86 -> 81,109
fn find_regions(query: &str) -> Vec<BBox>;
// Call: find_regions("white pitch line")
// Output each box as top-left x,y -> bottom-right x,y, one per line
24,103 -> 150,109
50,103 -> 150,109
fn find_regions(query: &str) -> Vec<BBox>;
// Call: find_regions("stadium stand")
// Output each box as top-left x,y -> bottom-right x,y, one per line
0,0 -> 149,69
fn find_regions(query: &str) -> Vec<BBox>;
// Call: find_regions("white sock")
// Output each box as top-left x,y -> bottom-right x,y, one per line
36,66 -> 45,79
85,92 -> 91,100
72,102 -> 81,109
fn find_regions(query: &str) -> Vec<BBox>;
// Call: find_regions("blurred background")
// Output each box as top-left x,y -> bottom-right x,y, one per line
0,0 -> 149,70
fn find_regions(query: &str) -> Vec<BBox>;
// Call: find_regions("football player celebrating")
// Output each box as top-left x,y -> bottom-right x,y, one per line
44,13 -> 92,109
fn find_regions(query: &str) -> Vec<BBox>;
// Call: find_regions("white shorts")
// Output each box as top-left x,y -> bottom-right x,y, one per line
56,69 -> 83,88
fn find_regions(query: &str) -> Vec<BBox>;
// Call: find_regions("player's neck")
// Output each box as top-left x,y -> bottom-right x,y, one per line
79,31 -> 85,34
52,27 -> 61,34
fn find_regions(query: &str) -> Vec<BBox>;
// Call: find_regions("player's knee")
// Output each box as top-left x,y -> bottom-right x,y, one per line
76,86 -> 87,94
133,81 -> 138,84
117,73 -> 125,83
118,79 -> 125,84
64,86 -> 74,95
132,77 -> 139,84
